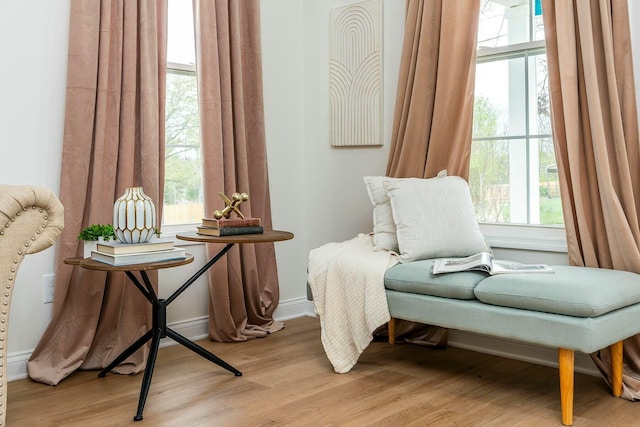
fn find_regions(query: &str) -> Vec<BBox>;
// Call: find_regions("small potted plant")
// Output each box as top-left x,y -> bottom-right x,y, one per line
78,224 -> 117,258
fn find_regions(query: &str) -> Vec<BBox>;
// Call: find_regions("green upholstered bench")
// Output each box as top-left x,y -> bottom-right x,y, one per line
384,261 -> 640,426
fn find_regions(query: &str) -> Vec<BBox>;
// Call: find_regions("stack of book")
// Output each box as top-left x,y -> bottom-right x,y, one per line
90,238 -> 186,266
196,217 -> 263,236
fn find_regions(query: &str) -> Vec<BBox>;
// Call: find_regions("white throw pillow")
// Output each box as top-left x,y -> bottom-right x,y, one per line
384,175 -> 491,262
363,176 -> 401,252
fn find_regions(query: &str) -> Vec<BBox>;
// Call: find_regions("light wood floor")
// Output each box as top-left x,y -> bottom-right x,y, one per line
7,316 -> 640,426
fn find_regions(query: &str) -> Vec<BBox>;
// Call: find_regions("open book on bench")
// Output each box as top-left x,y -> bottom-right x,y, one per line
432,252 -> 554,275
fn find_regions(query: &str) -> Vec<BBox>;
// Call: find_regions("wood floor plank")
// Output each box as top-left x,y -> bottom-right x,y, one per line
7,317 -> 639,426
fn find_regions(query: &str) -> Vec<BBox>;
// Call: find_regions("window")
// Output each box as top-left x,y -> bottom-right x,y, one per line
470,0 -> 563,226
163,0 -> 203,226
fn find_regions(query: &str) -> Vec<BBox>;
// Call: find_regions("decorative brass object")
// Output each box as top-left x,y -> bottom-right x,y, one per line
213,192 -> 249,219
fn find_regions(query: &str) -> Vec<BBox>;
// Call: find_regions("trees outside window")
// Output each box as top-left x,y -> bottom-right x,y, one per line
470,0 -> 562,226
163,0 -> 203,225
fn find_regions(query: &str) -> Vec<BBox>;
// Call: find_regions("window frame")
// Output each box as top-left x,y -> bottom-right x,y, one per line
162,62 -> 203,234
167,62 -> 196,74
473,13 -> 566,252
161,0 -> 202,234
480,223 -> 567,252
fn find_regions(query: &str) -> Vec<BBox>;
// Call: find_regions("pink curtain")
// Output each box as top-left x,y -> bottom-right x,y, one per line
193,0 -> 282,342
27,0 -> 167,385
542,0 -> 640,399
386,0 -> 481,180
380,0 -> 480,345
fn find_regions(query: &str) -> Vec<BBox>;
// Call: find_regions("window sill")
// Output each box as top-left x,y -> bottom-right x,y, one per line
480,223 -> 568,253
166,224 -> 569,252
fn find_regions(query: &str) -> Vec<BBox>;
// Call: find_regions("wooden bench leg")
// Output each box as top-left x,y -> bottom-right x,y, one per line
610,341 -> 623,397
558,348 -> 574,426
388,317 -> 396,345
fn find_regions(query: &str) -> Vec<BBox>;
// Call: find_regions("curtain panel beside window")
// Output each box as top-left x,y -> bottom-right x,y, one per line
193,0 -> 282,342
543,0 -> 640,399
386,0 -> 481,180
27,0 -> 168,386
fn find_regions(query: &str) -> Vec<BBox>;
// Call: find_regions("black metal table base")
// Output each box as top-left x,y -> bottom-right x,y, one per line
98,244 -> 241,421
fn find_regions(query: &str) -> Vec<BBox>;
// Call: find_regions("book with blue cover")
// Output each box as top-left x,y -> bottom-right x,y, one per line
196,226 -> 264,236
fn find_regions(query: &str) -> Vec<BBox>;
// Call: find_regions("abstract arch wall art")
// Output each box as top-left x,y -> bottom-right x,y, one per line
330,0 -> 383,147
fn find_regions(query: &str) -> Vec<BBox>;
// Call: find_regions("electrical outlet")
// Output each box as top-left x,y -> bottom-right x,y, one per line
42,274 -> 55,304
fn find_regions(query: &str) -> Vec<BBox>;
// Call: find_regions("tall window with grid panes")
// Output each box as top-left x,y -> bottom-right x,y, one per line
470,0 -> 563,226
163,0 -> 203,226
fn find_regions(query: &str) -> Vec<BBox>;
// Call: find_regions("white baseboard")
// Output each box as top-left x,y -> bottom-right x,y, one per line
9,299 -> 600,382
274,296 -> 316,320
160,316 -> 210,344
8,297 -> 315,382
157,297 -> 315,344
7,351 -> 31,383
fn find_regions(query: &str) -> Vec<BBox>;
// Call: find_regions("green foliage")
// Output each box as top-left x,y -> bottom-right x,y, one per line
77,224 -> 116,241
540,197 -> 564,225
539,186 -> 550,198
164,71 -> 203,206
469,139 -> 510,222
472,95 -> 499,138
470,97 -> 563,225
470,96 -> 510,222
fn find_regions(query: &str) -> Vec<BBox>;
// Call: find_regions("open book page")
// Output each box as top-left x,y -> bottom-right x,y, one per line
489,260 -> 554,274
432,252 -> 553,275
432,252 -> 493,274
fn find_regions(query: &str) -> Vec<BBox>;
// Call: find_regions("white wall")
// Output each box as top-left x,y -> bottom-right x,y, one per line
301,1 -> 407,251
261,0 -> 308,302
0,0 -> 70,363
1,0 -> 639,381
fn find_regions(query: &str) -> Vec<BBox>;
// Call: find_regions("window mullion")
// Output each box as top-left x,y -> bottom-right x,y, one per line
524,50 -> 531,224
477,40 -> 545,61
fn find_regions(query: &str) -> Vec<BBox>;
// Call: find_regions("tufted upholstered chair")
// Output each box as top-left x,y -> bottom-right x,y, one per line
0,185 -> 63,426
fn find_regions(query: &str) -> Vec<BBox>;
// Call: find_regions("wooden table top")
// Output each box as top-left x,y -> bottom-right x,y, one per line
176,229 -> 294,244
65,254 -> 195,272
65,230 -> 292,271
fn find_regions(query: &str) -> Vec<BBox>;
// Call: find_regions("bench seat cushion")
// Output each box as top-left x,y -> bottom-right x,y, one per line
474,266 -> 640,317
385,259 -> 487,300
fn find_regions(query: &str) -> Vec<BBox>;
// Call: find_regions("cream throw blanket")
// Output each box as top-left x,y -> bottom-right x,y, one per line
308,233 -> 399,373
